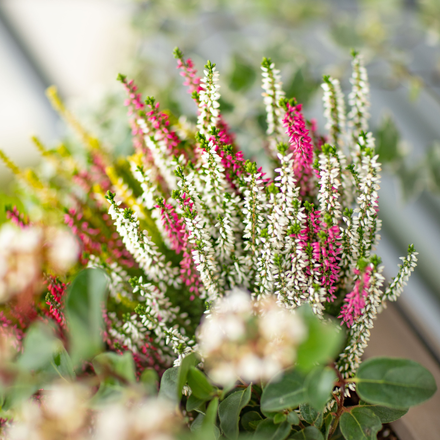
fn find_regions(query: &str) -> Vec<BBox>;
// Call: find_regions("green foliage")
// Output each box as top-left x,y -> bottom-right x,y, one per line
159,366 -> 179,402
187,366 -> 216,401
218,385 -> 252,439
65,268 -> 109,366
254,418 -> 291,440
358,401 -> 407,423
355,357 -> 437,410
305,367 -> 337,411
291,426 -> 324,440
92,352 -> 136,384
339,407 -> 382,440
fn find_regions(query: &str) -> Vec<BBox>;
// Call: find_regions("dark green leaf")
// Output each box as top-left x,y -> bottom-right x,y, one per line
285,65 -> 319,106
340,407 -> 382,440
291,426 -> 324,439
241,411 -> 263,432
191,413 -> 220,440
296,306 -> 343,371
187,367 -> 215,401
261,369 -> 307,413
376,114 -> 402,164
65,268 -> 108,365
299,404 -> 322,428
140,368 -> 159,395
305,366 -> 336,411
18,322 -> 61,371
219,385 -> 252,439
159,367 -> 179,403
93,352 -> 136,384
255,418 -> 291,440
273,413 -> 287,424
356,357 -> 437,409
187,393 -> 206,412
358,401 -> 407,423
287,410 -> 300,426
177,353 -> 197,400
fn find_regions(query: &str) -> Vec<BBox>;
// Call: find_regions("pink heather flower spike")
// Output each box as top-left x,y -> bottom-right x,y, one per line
282,101 -> 315,195
339,264 -> 373,327
5,206 -> 29,229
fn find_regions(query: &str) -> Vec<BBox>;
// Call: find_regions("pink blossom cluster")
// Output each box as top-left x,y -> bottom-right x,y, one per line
64,209 -> 135,267
44,276 -> 67,331
283,102 -> 315,194
5,206 -> 29,229
339,265 -> 373,327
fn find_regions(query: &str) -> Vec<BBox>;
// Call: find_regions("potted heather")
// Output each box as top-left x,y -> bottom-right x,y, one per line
0,50 -> 436,439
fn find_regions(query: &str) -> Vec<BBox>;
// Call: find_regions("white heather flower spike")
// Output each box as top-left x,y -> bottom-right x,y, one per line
106,192 -> 180,290
348,51 -> 370,142
197,60 -> 221,135
261,57 -> 286,157
383,245 -> 418,302
322,75 -> 346,150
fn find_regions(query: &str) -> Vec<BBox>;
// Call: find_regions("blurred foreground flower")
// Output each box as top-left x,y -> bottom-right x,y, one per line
198,288 -> 307,385
0,224 -> 79,304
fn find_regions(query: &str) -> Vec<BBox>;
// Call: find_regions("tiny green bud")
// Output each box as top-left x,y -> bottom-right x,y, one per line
277,142 -> 289,155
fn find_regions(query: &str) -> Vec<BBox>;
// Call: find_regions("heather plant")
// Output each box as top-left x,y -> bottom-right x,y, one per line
0,49 -> 437,439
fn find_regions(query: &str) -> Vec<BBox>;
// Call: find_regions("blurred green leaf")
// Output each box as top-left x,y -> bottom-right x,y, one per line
177,352 -> 197,400
93,352 -> 136,384
285,65 -> 319,106
140,368 -> 159,395
254,418 -> 291,440
296,306 -> 343,371
187,367 -> 216,401
187,393 -> 206,412
65,268 -> 108,366
261,369 -> 307,413
286,410 -> 300,426
291,426 -> 324,439
18,322 -> 62,372
159,366 -> 179,403
340,407 -> 382,440
375,114 -> 402,164
356,357 -> 437,409
219,385 -> 252,439
305,366 -> 336,412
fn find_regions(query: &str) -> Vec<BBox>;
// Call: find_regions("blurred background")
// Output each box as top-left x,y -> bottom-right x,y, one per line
1,0 -> 440,359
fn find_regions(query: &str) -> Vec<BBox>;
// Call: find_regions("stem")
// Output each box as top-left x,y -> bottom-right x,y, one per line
328,363 -> 347,439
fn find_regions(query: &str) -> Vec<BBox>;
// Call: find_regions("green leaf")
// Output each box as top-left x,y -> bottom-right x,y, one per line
187,393 -> 206,412
159,367 -> 179,403
340,407 -> 382,440
191,413 -> 220,440
93,352 -> 136,384
305,366 -> 336,411
299,404 -> 322,428
202,397 -> 219,428
17,322 -> 62,371
219,385 -> 252,439
254,418 -> 291,440
358,401 -> 407,423
291,426 -> 324,439
287,410 -> 300,426
375,114 -> 402,164
177,353 -> 197,400
47,347 -> 75,382
296,306 -> 343,371
285,65 -> 319,106
65,268 -> 108,365
241,411 -> 263,432
261,369 -> 307,413
140,368 -> 159,395
356,357 -> 437,410
187,367 -> 215,401
273,413 -> 287,424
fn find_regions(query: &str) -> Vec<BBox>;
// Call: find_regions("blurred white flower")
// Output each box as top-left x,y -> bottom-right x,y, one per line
197,288 -> 307,386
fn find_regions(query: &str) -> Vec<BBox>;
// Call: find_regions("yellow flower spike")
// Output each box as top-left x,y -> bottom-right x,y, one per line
46,86 -> 103,154
116,293 -> 138,309
0,149 -> 22,177
105,166 -> 146,219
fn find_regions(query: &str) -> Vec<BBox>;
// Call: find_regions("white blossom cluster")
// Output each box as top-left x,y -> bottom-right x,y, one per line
5,383 -> 181,440
197,61 -> 221,135
322,76 -> 346,150
0,224 -> 78,303
197,288 -> 307,386
261,58 -> 286,155
107,195 -> 180,291
348,52 -> 370,140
